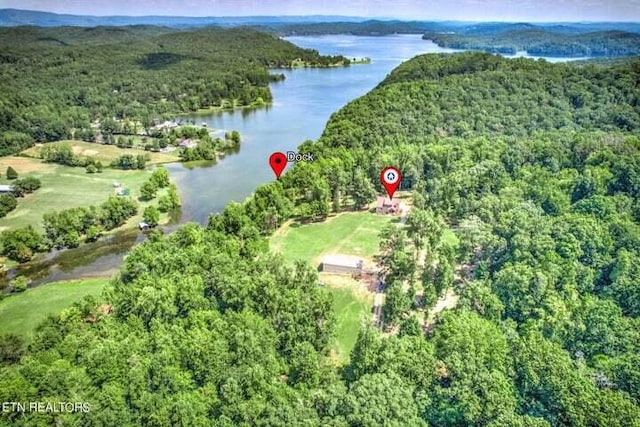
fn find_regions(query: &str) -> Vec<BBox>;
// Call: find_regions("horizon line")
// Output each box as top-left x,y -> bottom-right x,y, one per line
2,8 -> 640,24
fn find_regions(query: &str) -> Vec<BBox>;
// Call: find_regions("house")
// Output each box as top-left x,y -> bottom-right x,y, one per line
152,120 -> 178,130
320,255 -> 364,276
376,196 -> 400,215
0,185 -> 14,193
179,138 -> 197,148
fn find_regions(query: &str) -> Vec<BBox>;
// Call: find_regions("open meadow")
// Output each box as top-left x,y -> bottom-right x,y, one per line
0,277 -> 108,340
0,156 -> 152,232
21,140 -> 180,165
0,152 -> 176,232
270,210 -> 394,362
321,274 -> 374,363
270,210 -> 395,267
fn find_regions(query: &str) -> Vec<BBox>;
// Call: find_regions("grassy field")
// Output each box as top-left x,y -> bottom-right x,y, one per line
270,210 -> 389,363
0,155 -> 177,232
0,278 -> 108,339
270,211 -> 395,267
0,157 -> 154,232
22,140 -> 179,165
321,274 -> 374,363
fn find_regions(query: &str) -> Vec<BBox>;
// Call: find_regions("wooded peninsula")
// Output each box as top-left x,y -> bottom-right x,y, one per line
0,26 -> 350,156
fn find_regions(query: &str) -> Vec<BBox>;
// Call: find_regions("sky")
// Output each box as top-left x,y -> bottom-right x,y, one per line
0,0 -> 639,22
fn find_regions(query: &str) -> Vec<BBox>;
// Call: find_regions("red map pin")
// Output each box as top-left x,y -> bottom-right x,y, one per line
380,166 -> 402,199
269,152 -> 287,179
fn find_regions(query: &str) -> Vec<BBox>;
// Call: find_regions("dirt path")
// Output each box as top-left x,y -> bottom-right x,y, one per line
371,280 -> 384,327
372,204 -> 410,328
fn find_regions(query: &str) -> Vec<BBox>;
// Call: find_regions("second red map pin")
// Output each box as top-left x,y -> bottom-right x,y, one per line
380,166 -> 402,199
269,152 -> 287,179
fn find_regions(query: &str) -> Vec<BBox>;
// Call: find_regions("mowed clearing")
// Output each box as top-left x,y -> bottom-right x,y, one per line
22,140 -> 180,165
270,211 -> 394,363
0,157 -> 151,232
322,274 -> 374,363
0,277 -> 108,340
270,211 -> 395,266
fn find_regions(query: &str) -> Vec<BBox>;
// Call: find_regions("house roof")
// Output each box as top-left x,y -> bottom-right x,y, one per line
376,196 -> 399,208
179,138 -> 197,148
321,254 -> 364,268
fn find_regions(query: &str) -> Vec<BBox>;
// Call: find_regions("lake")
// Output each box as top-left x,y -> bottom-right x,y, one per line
15,35 -> 588,285
166,35 -> 461,224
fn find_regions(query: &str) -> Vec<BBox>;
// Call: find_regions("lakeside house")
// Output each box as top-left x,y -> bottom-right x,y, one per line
0,185 -> 14,193
320,254 -> 364,276
179,138 -> 197,148
376,196 -> 400,215
152,120 -> 179,130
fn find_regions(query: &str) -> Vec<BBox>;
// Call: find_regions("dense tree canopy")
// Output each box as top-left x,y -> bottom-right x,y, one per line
424,29 -> 640,57
0,26 -> 348,155
1,49 -> 639,425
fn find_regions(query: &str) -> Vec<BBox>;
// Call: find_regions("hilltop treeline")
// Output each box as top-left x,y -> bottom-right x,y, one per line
0,26 -> 347,155
275,20 -> 640,38
424,29 -> 640,57
1,53 -> 640,425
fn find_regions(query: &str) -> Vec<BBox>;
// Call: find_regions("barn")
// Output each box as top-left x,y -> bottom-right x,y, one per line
320,254 -> 364,275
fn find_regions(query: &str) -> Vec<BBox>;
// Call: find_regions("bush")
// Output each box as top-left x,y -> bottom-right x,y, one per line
85,225 -> 104,242
143,205 -> 160,227
0,333 -> 25,364
0,193 -> 17,217
111,154 -> 149,170
13,177 -> 41,196
139,180 -> 158,201
6,166 -> 18,180
150,168 -> 170,188
10,276 -> 29,293
86,164 -> 97,174
0,226 -> 44,262
39,143 -> 80,166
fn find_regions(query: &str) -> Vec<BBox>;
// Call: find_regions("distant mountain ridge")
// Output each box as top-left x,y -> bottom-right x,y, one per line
0,8 -> 367,28
1,8 -> 639,34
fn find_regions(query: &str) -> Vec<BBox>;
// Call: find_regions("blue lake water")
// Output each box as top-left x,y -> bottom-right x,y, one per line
167,35 -> 461,224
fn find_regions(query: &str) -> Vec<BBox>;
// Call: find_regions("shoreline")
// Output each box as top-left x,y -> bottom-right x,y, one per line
180,100 -> 271,117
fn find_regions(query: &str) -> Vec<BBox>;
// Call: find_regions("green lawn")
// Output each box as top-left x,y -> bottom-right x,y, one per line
0,157 -> 167,232
270,211 -> 395,266
0,277 -> 108,340
329,286 -> 372,363
270,211 -> 388,364
21,140 -> 180,165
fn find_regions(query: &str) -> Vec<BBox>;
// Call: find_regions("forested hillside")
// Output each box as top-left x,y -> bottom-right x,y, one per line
424,29 -> 640,56
1,52 -> 640,425
0,26 -> 347,155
